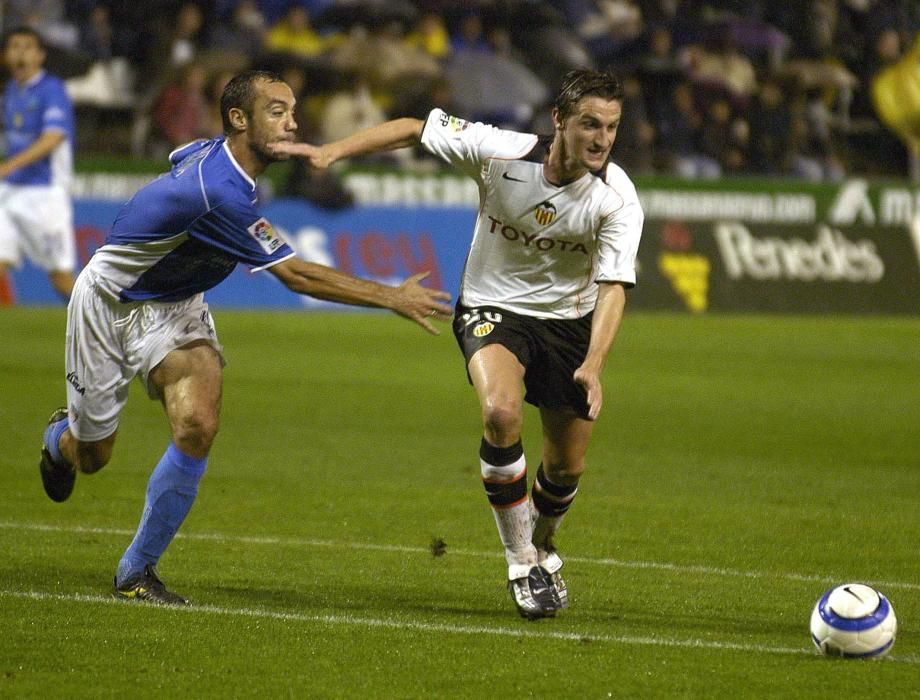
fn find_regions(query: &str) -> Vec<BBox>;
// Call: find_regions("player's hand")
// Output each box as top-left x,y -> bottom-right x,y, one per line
270,141 -> 335,169
391,272 -> 453,335
574,364 -> 603,420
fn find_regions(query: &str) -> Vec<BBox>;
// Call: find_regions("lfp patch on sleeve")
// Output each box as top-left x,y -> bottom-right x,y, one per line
247,217 -> 284,254
438,113 -> 470,133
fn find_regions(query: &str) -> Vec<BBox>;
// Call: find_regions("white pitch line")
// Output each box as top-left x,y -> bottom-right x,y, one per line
3,589 -> 919,665
0,588 -> 813,659
2,520 -> 919,593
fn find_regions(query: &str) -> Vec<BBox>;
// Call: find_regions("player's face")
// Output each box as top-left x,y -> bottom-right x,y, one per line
4,34 -> 46,83
556,96 -> 621,173
247,80 -> 298,161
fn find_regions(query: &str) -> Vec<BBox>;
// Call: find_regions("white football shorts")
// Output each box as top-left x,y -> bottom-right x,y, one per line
65,269 -> 225,442
0,182 -> 76,271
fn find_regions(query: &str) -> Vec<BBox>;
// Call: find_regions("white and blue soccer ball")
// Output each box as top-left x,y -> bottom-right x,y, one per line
810,583 -> 897,659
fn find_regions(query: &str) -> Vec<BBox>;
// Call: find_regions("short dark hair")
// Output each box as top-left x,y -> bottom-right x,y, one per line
553,68 -> 624,120
220,70 -> 285,134
2,26 -> 46,51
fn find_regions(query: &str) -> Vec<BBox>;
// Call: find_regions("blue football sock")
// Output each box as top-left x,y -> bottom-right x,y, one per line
116,443 -> 207,586
43,417 -> 70,465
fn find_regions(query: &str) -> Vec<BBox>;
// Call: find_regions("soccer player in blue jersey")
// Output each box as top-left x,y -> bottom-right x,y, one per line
38,70 -> 453,605
0,27 -> 76,300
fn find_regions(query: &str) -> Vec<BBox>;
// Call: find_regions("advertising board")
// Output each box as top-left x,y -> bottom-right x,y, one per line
6,177 -> 919,315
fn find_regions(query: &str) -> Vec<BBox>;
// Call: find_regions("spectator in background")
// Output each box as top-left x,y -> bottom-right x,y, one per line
78,4 -> 116,61
318,71 -> 388,153
699,97 -> 748,176
7,0 -> 911,182
612,74 -> 656,174
724,10 -> 790,73
577,0 -> 646,65
397,75 -> 462,165
486,24 -> 523,63
777,1 -> 859,112
251,0 -> 337,25
405,11 -> 452,61
152,62 -> 210,150
451,11 -> 491,54
553,0 -> 645,64
679,29 -> 759,109
638,24 -> 683,124
850,26 -> 912,175
209,0 -> 267,59
790,94 -> 845,182
162,2 -> 206,67
444,11 -> 548,130
138,2 -> 207,90
748,76 -> 794,176
264,5 -> 331,59
65,4 -> 137,109
401,75 -> 458,119
854,27 -> 904,116
281,64 -> 354,208
327,20 -> 441,113
4,0 -> 78,51
656,80 -> 720,178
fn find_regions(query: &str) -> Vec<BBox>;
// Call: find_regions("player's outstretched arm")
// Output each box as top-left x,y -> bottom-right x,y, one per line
269,257 -> 452,335
271,118 -> 425,169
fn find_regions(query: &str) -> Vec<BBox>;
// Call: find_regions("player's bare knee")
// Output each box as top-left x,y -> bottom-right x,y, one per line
481,403 -> 522,444
171,411 -> 219,456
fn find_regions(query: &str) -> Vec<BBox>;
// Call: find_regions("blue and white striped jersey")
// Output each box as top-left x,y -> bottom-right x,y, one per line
87,137 -> 295,303
2,70 -> 74,187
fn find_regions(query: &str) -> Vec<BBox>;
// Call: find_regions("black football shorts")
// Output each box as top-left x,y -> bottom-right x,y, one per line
452,302 -> 594,419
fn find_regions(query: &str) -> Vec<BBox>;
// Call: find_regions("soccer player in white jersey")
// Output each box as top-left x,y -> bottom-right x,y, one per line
275,68 -> 644,619
38,71 -> 453,605
0,27 -> 76,300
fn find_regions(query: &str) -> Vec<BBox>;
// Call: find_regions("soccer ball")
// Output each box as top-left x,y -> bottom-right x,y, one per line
810,583 -> 897,659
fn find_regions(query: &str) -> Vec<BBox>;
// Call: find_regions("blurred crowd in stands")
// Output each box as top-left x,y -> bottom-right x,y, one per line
4,0 -> 920,205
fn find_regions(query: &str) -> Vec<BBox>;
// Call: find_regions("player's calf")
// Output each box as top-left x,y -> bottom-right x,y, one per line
531,464 -> 578,608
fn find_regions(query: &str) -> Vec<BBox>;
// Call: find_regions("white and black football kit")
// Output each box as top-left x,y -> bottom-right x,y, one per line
420,108 -> 643,417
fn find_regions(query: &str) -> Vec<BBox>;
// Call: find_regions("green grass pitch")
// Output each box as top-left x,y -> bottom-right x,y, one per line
1,307 -> 918,697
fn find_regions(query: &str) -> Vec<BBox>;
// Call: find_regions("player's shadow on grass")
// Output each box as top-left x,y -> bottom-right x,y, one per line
15,560 -> 116,597
209,582 -> 502,619
612,606 -> 803,639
